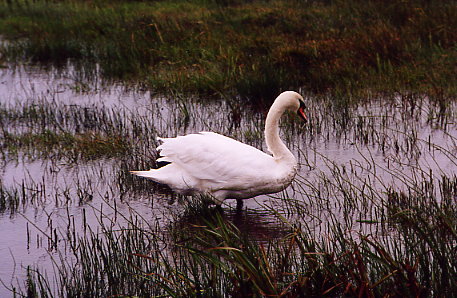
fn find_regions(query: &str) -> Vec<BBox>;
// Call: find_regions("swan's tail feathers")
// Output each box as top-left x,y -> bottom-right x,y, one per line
130,170 -> 157,179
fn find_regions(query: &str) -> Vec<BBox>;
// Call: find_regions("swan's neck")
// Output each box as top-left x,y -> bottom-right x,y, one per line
265,104 -> 296,164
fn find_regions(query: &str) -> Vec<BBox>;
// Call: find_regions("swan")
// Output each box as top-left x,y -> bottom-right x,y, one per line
131,91 -> 307,206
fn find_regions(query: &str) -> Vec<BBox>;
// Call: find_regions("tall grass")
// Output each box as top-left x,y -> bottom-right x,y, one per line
0,0 -> 456,100
11,170 -> 456,296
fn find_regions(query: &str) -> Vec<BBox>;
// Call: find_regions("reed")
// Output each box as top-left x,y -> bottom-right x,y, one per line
12,170 -> 456,296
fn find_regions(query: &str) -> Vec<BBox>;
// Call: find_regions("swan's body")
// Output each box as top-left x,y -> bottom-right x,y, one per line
131,91 -> 307,205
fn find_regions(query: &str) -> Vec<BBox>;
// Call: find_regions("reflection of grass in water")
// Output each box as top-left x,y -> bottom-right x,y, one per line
0,0 -> 456,100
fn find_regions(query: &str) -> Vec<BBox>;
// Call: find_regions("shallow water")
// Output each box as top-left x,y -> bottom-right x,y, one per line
0,64 -> 456,295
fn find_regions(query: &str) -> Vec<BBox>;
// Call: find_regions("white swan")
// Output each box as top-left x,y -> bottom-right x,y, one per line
131,91 -> 307,206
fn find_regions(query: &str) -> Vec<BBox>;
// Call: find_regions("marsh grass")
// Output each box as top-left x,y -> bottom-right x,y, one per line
1,99 -> 455,297
11,170 -> 456,297
0,100 -> 157,162
0,89 -> 454,208
2,130 -> 129,160
0,0 -> 456,100
0,47 -> 456,297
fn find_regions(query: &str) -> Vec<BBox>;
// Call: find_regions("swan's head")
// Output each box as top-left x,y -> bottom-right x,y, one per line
275,91 -> 307,122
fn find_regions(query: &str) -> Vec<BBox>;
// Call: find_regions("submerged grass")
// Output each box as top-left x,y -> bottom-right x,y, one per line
0,0 -> 456,101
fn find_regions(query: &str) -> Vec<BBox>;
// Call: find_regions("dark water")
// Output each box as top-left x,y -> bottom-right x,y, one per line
0,65 -> 456,295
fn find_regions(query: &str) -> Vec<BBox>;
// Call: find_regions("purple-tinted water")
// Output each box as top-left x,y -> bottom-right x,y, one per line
0,64 -> 456,295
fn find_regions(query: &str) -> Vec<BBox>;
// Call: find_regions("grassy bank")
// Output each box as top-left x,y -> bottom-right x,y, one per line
0,0 -> 456,101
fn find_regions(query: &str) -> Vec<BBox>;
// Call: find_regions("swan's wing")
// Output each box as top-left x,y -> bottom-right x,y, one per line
157,132 -> 274,184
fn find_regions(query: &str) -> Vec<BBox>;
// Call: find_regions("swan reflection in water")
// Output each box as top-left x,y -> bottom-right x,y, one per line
168,201 -> 291,244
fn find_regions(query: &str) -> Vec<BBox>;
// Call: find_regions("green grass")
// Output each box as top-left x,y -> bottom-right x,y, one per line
14,177 -> 457,296
2,130 -> 130,159
0,103 -> 135,160
0,0 -> 456,102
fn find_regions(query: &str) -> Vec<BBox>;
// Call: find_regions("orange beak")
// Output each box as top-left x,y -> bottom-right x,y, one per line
297,107 -> 307,122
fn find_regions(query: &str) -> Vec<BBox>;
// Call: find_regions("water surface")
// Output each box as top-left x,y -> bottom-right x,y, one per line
0,64 -> 456,295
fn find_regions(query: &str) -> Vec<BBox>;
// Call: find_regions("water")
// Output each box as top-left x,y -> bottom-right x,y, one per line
0,64 -> 456,295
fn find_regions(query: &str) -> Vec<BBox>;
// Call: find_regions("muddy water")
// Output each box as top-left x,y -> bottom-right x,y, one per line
0,65 -> 456,295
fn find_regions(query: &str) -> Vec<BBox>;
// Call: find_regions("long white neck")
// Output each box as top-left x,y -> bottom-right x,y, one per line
264,101 -> 296,164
